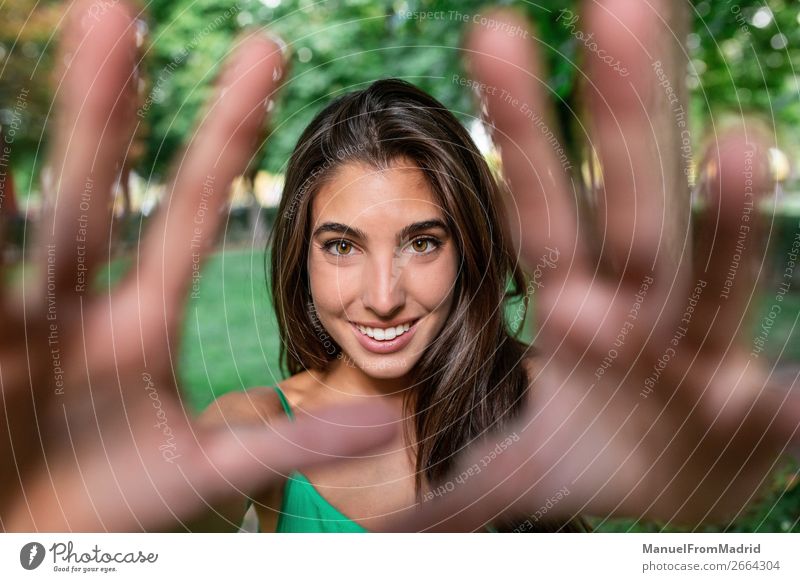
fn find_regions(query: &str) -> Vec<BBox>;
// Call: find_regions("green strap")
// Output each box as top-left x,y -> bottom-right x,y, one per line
272,384 -> 295,421
242,385 -> 294,530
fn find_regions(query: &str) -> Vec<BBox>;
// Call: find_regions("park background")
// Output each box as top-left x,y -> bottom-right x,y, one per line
1,0 -> 799,531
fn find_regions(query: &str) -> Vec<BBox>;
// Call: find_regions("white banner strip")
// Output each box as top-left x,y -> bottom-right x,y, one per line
1,533 -> 798,581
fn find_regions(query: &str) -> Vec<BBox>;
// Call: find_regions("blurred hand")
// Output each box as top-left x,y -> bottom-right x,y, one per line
395,4 -> 799,531
0,0 -> 395,532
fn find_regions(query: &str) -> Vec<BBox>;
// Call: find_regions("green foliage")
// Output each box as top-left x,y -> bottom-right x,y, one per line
0,0 -> 60,195
5,1 -> 800,190
139,0 -> 580,177
689,0 -> 800,146
135,0 -> 800,177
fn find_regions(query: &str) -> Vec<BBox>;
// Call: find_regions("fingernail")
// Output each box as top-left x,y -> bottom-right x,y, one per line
262,30 -> 290,60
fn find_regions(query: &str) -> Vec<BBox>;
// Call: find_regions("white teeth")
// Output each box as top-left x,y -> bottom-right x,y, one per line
356,322 -> 412,341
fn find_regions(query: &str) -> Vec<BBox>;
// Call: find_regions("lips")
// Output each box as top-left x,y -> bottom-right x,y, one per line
349,318 -> 420,354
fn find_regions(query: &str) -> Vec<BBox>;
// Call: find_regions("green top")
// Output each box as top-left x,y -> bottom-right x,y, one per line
270,385 -> 368,533
245,385 -> 498,533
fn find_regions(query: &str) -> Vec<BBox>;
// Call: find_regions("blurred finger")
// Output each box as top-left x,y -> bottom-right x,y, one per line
465,9 -> 584,296
8,401 -> 396,531
584,0 -> 669,283
690,128 -> 772,352
379,429 -> 553,532
137,32 -> 285,316
41,0 -> 137,303
199,401 -> 399,499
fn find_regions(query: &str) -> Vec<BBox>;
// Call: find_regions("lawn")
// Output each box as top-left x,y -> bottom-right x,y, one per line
178,248 -> 284,412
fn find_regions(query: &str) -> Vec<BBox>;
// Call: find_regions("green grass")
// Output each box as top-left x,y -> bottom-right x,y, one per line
591,458 -> 800,533
97,247 -> 284,413
177,248 -> 284,412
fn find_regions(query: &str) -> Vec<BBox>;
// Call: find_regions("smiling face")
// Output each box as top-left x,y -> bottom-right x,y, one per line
307,158 -> 459,380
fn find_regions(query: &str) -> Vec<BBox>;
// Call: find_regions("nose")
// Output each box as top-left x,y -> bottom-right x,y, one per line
361,249 -> 406,317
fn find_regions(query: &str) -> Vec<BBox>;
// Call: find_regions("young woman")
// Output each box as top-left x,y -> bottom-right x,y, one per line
200,78 -> 585,532
7,1 -> 794,534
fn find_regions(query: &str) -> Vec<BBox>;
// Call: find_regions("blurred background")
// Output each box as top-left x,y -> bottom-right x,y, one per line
1,0 -> 798,531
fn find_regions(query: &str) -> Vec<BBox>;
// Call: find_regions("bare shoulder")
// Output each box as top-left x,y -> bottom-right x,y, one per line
197,370 -> 324,429
274,369 -> 331,409
197,385 -> 286,429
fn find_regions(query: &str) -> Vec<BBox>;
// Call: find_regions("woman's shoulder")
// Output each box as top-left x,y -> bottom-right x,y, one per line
197,372 -> 317,428
272,370 -> 326,409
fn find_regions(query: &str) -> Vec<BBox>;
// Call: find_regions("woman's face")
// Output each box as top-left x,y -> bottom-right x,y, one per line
307,157 -> 459,380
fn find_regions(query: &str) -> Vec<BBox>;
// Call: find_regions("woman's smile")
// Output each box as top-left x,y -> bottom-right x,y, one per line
349,318 -> 421,354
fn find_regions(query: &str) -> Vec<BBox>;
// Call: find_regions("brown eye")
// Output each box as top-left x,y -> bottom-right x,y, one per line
404,237 -> 439,255
413,239 -> 429,252
325,239 -> 353,256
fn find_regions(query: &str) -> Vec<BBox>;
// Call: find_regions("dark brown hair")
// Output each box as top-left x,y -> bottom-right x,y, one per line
269,78 -> 586,532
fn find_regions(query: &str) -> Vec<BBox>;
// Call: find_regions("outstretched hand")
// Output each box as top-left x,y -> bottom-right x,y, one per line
394,5 -> 799,531
0,0 -> 396,532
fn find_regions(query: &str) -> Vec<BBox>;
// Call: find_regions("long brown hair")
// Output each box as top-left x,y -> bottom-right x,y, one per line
269,78 -> 586,532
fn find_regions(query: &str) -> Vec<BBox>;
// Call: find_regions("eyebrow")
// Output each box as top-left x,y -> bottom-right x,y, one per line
312,219 -> 449,241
